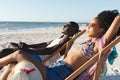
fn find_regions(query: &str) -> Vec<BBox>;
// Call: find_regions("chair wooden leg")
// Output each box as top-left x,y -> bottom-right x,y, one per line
93,53 -> 103,80
64,42 -> 70,58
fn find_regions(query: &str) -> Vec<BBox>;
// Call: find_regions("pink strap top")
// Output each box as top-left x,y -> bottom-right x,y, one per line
75,36 -> 112,80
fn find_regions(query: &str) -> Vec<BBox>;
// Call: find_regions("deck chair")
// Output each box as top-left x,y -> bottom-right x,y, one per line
7,30 -> 86,80
7,34 -> 120,80
41,29 -> 86,64
65,36 -> 120,80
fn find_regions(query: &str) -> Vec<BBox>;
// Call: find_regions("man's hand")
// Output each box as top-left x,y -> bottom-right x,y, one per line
18,42 -> 28,49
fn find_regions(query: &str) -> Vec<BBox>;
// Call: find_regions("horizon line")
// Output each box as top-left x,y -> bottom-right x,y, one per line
0,21 -> 88,24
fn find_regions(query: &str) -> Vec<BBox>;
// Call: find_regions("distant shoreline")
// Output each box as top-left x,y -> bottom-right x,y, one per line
0,21 -> 87,33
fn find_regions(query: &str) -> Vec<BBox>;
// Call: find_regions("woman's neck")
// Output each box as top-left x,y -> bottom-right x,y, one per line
91,37 -> 98,42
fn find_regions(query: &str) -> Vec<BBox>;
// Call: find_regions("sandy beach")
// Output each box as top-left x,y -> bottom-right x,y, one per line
0,27 -> 120,80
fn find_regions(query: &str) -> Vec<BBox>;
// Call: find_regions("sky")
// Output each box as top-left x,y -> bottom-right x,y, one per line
0,0 -> 120,22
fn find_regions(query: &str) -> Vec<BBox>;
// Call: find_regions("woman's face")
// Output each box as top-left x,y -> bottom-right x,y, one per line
87,18 -> 104,38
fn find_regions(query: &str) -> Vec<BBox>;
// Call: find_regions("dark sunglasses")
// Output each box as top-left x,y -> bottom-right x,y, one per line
64,24 -> 72,27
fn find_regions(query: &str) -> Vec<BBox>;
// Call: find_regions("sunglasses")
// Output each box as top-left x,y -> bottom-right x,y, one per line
64,24 -> 72,27
87,23 -> 96,27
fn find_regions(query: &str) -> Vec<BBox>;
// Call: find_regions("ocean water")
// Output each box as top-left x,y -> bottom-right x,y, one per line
0,22 -> 87,33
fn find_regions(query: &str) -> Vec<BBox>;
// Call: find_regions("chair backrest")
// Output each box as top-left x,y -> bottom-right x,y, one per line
65,36 -> 120,80
41,29 -> 86,64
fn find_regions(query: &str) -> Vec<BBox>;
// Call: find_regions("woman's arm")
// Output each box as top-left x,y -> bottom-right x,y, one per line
104,16 -> 120,45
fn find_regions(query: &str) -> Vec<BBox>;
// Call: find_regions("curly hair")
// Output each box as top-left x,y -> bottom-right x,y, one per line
97,10 -> 120,35
69,21 -> 79,34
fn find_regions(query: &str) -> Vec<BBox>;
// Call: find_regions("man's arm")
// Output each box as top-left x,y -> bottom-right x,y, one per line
18,40 -> 53,49
21,37 -> 71,55
21,43 -> 63,55
26,42 -> 48,48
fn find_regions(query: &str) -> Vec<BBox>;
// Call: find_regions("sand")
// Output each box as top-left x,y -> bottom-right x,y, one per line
0,27 -> 120,80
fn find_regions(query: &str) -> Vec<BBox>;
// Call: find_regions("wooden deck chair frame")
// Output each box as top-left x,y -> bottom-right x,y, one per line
7,30 -> 86,80
65,36 -> 120,80
41,29 -> 86,64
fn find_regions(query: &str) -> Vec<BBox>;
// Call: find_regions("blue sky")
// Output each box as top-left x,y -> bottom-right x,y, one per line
0,0 -> 120,22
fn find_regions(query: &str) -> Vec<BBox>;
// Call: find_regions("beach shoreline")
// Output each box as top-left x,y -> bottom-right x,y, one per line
0,28 -> 120,80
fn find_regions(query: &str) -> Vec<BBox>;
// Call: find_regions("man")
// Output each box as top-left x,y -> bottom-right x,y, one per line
0,21 -> 80,66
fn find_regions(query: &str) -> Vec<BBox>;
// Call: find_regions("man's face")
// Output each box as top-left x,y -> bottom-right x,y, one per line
62,24 -> 76,36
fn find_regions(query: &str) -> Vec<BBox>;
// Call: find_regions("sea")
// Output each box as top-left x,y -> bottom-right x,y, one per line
0,22 -> 87,33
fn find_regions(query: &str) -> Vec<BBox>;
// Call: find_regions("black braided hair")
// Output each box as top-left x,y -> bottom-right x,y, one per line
97,10 -> 119,34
